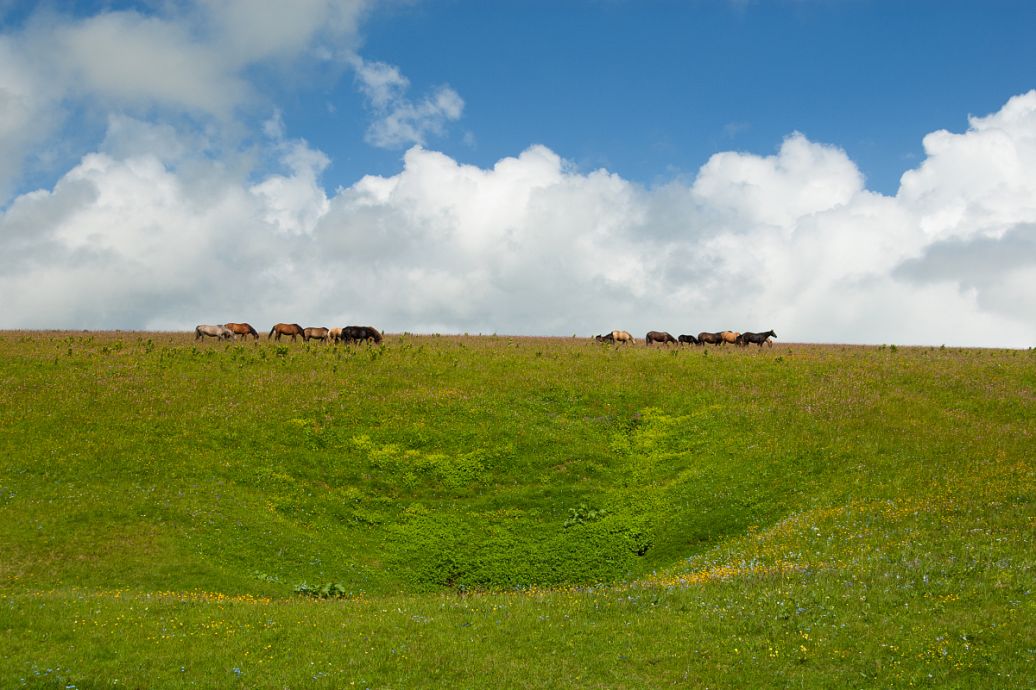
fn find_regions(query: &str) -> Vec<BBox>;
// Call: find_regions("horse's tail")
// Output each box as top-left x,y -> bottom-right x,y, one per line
268,326 -> 276,339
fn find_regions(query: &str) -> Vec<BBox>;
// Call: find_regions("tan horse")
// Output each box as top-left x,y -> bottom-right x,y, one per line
268,323 -> 304,341
195,324 -> 233,340
224,322 -> 259,340
303,327 -> 330,343
611,330 -> 635,345
328,327 -> 344,343
720,331 -> 740,345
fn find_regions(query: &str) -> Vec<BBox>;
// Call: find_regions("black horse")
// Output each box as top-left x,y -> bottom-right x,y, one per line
339,326 -> 383,344
678,334 -> 699,345
697,331 -> 723,345
739,330 -> 777,347
594,333 -> 615,343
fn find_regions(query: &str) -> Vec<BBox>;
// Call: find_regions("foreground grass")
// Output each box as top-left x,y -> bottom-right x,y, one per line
0,332 -> 1033,687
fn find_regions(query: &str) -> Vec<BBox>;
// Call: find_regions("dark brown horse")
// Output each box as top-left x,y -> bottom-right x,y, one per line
269,323 -> 304,341
739,330 -> 777,347
645,331 -> 677,346
678,334 -> 699,345
697,331 -> 723,345
338,326 -> 383,344
224,322 -> 259,340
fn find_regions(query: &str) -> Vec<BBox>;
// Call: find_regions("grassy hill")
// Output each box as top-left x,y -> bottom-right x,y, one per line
0,332 -> 1033,688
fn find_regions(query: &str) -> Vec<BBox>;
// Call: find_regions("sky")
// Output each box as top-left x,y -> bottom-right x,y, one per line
2,0 -> 1035,346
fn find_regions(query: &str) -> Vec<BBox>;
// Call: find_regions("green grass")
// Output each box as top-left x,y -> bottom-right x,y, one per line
0,332 -> 1033,687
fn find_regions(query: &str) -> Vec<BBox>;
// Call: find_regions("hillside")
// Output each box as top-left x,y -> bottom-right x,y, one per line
1,332 -> 1033,688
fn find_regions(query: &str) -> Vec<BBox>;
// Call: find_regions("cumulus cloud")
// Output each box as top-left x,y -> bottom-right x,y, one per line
0,1 -> 369,199
3,33 -> 1036,350
352,56 -> 465,149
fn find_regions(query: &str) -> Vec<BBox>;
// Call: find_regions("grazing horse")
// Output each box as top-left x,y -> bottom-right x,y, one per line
269,323 -> 304,341
594,333 -> 615,343
739,330 -> 777,347
329,327 -> 344,343
224,322 -> 259,340
339,326 -> 383,344
611,330 -> 635,345
195,324 -> 233,341
720,331 -> 740,346
645,331 -> 677,346
697,332 -> 723,345
678,334 -> 699,345
303,327 -> 330,343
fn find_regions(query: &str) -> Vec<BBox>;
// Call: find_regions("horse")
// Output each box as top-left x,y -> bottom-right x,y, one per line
678,334 -> 699,345
594,333 -> 615,343
720,331 -> 741,346
269,323 -> 304,341
739,330 -> 777,347
645,331 -> 677,346
697,332 -> 723,345
611,330 -> 635,345
339,326 -> 383,344
224,322 -> 258,340
195,324 -> 233,341
303,327 -> 330,343
329,327 -> 344,343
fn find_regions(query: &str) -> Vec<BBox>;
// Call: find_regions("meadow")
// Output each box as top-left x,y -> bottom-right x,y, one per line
0,331 -> 1033,688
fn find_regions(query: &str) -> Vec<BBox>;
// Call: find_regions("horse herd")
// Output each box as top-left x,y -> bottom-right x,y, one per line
194,322 -> 382,344
595,329 -> 777,347
194,322 -> 775,348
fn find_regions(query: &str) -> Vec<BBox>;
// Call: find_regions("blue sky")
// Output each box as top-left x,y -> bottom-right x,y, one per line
291,0 -> 1036,195
2,1 -> 1036,345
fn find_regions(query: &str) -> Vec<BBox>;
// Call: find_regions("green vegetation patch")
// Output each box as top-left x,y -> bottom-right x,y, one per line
0,333 -> 1033,687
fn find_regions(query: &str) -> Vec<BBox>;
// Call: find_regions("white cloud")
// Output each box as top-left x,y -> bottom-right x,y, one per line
0,1 -> 369,200
250,120 -> 331,236
3,46 -> 1036,349
352,55 -> 465,149
351,57 -> 410,109
53,12 -> 246,116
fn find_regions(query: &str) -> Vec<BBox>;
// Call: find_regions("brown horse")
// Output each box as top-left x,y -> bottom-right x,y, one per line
303,327 -> 330,343
645,331 -> 677,346
268,323 -> 304,341
697,332 -> 723,345
224,322 -> 259,340
720,331 -> 740,345
611,330 -> 635,345
678,334 -> 699,345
